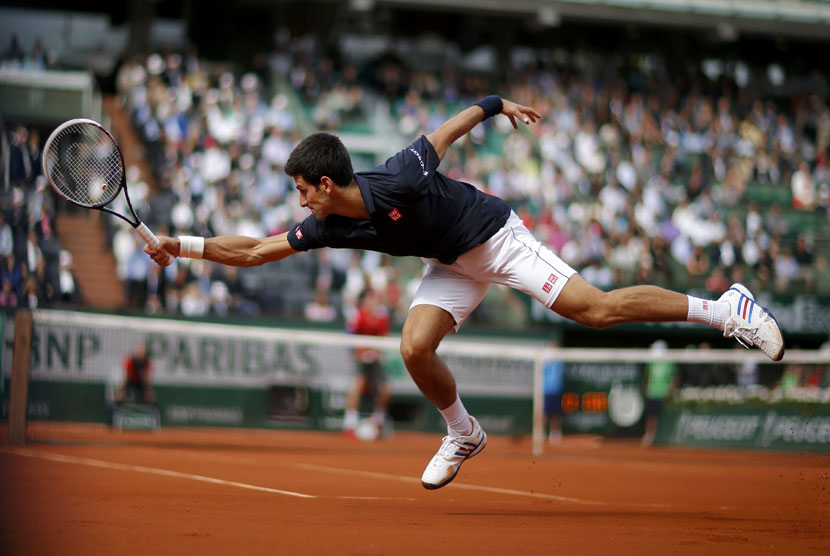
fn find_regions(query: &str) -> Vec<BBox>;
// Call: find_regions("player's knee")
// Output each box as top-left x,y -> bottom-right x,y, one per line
400,337 -> 434,369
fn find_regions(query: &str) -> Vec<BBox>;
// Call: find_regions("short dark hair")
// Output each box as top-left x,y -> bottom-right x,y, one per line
284,132 -> 354,188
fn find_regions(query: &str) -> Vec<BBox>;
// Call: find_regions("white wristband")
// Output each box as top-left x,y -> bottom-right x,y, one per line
178,236 -> 205,259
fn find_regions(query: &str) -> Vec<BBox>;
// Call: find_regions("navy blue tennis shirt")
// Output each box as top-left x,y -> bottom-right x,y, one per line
286,135 -> 511,265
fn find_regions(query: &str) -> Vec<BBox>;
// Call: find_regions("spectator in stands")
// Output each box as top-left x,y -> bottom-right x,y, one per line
705,266 -> 731,294
20,274 -> 40,309
23,39 -> 47,71
0,254 -> 25,300
0,279 -> 18,308
791,161 -> 816,210
343,289 -> 391,440
685,245 -> 710,288
57,250 -> 80,304
304,285 -> 337,322
24,129 -> 42,186
8,127 -> 35,188
0,214 -> 13,259
24,230 -> 42,273
3,35 -> 24,66
793,234 -> 816,292
180,281 -> 209,317
773,243 -> 799,293
31,256 -> 55,307
124,238 -> 149,309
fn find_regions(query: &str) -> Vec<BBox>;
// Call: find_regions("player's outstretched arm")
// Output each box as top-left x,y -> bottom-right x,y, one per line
144,232 -> 297,267
425,96 -> 541,162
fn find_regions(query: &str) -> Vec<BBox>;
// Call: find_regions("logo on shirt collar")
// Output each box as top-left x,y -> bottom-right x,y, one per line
294,225 -> 303,239
387,208 -> 403,221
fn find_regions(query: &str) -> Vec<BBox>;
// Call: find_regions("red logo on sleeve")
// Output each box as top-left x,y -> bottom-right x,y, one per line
542,273 -> 557,294
294,226 -> 303,239
388,208 -> 403,221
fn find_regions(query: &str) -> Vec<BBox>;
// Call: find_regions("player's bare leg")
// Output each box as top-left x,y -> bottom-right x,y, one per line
552,274 -> 688,327
400,304 -> 458,409
552,274 -> 784,360
401,304 -> 487,489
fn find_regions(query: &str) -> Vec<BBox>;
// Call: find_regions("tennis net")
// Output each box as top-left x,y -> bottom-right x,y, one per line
2,309 -> 827,453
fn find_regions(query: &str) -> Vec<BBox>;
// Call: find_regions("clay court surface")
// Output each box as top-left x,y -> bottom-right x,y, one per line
1,426 -> 828,555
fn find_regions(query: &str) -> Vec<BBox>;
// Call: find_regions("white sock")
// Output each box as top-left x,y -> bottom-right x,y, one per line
439,395 -> 473,437
686,295 -> 730,330
343,409 -> 359,430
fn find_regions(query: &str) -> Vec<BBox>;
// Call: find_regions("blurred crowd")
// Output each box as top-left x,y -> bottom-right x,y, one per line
1,124 -> 80,310
110,35 -> 829,323
308,48 -> 830,297
4,32 -> 830,325
1,34 -> 55,71
674,342 -> 830,390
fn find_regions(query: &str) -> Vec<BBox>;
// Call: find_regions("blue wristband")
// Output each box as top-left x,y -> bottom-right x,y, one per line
474,95 -> 503,120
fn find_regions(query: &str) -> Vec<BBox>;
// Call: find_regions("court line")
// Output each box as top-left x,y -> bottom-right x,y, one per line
334,496 -> 417,501
288,462 -> 608,505
0,447 -> 314,499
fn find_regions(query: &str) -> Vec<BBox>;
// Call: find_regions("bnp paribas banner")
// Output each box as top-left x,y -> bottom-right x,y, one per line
655,406 -> 830,451
2,310 -> 533,397
2,310 -> 536,433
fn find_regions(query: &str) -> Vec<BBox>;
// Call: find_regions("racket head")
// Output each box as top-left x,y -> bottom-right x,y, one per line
42,118 -> 126,209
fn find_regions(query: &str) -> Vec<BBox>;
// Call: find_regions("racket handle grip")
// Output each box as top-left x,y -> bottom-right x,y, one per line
136,223 -> 174,265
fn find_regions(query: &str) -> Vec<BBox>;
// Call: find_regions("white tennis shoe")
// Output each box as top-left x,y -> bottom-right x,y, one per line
719,283 -> 784,361
421,416 -> 487,490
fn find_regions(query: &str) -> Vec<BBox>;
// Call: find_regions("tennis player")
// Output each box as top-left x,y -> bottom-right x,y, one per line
145,95 -> 784,490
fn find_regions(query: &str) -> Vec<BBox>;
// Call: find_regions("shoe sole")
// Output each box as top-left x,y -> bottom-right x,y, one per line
421,433 -> 487,490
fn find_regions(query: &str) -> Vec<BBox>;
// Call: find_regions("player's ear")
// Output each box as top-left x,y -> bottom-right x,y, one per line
320,176 -> 335,194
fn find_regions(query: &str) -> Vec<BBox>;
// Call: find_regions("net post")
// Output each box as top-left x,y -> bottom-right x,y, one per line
532,348 -> 545,457
9,310 -> 33,445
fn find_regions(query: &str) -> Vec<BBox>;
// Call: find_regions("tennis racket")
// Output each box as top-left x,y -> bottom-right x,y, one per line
42,118 -> 173,264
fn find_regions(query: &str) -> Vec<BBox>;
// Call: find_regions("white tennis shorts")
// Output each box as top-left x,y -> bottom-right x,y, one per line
411,211 -> 576,331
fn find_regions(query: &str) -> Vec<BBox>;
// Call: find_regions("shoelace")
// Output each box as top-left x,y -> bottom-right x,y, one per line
433,435 -> 470,462
731,324 -> 764,349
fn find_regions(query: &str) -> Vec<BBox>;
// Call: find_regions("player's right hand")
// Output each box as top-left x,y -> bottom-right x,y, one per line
144,236 -> 179,266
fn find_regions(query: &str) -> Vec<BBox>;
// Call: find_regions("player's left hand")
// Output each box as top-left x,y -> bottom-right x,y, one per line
501,99 -> 542,129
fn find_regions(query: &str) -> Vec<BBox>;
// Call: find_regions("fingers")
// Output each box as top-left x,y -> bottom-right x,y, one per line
517,106 -> 542,125
143,245 -> 175,267
503,101 -> 541,126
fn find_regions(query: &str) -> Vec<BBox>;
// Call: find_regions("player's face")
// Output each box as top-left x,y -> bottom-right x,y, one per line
294,176 -> 331,221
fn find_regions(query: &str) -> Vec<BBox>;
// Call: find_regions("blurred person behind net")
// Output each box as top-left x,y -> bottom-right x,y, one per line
343,289 -> 391,440
118,343 -> 156,404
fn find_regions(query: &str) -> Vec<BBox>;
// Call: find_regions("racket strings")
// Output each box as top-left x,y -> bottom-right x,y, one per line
46,124 -> 123,207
